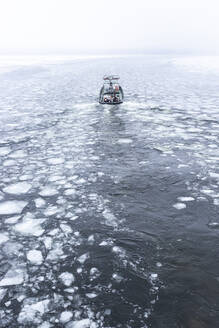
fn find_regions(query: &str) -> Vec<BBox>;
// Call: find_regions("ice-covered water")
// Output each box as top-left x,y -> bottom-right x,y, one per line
0,55 -> 219,327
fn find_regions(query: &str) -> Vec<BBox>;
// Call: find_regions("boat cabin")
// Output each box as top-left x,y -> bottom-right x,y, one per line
99,75 -> 124,105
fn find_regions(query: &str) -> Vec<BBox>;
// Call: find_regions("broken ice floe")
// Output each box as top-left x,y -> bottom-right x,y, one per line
34,198 -> 46,208
208,222 -> 219,228
18,298 -> 50,324
2,242 -> 22,256
60,224 -> 72,234
47,158 -> 64,165
14,213 -> 45,236
117,138 -> 133,144
39,186 -> 58,197
5,215 -> 20,224
89,267 -> 100,280
19,174 -> 33,181
0,147 -> 11,156
46,243 -> 65,261
112,273 -> 123,283
66,318 -> 96,328
42,236 -> 53,249
99,239 -> 114,247
64,188 -> 77,196
0,233 -> 9,244
209,172 -> 219,180
173,202 -> 186,210
0,267 -> 26,287
77,253 -> 90,264
102,208 -> 118,227
27,250 -> 43,265
112,246 -> 126,258
59,272 -> 75,287
0,200 -> 27,215
88,235 -> 95,244
86,293 -> 97,299
44,205 -> 60,216
9,149 -> 27,158
3,182 -> 31,194
60,311 -> 73,323
213,199 -> 219,206
177,196 -> 194,202
3,159 -> 17,166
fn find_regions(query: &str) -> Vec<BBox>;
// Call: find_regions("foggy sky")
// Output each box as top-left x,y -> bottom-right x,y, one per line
0,0 -> 219,55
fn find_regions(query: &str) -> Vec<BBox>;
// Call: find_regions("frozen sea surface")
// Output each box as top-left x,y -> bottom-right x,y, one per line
0,55 -> 219,327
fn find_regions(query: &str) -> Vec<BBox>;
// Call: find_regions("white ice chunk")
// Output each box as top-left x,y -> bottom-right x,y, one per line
14,215 -> 45,236
48,228 -> 59,236
88,235 -> 95,244
59,272 -> 75,287
177,196 -> 194,202
0,200 -> 27,215
86,293 -> 97,299
19,174 -> 33,181
48,175 -> 63,182
66,319 -> 95,328
89,267 -> 101,281
70,215 -> 78,221
3,159 -> 16,166
173,203 -> 186,210
201,188 -> 214,195
0,233 -> 9,244
47,158 -> 64,165
64,287 -> 78,293
60,311 -> 73,323
208,222 -> 219,227
64,189 -> 77,196
18,299 -> 50,324
46,245 -> 64,261
2,242 -> 22,256
75,178 -> 86,185
43,237 -> 53,249
9,149 -> 27,158
102,208 -> 118,227
112,273 -> 123,283
0,268 -> 25,286
112,246 -> 126,257
34,198 -> 46,208
39,186 -> 58,197
60,224 -> 72,234
104,309 -> 111,316
156,262 -> 162,267
150,273 -> 158,280
5,215 -> 20,224
117,138 -> 133,144
213,199 -> 219,206
0,147 -> 11,156
99,239 -> 113,247
77,253 -> 90,264
3,182 -> 31,194
27,250 -> 43,265
209,172 -> 219,180
9,150 -> 26,158
44,205 -> 59,216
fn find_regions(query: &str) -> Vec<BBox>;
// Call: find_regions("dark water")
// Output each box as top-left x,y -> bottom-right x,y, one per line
0,56 -> 219,327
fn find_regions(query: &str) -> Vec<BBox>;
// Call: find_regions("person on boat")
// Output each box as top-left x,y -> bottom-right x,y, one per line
113,95 -> 118,103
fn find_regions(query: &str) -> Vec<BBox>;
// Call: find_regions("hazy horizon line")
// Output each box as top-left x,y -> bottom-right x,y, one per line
1,48 -> 219,57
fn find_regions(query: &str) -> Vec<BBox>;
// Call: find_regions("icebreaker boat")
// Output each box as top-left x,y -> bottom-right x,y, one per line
99,75 -> 124,105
